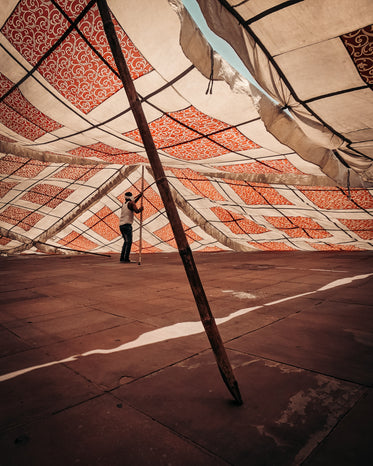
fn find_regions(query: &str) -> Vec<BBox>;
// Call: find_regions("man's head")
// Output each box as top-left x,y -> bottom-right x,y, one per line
125,191 -> 133,202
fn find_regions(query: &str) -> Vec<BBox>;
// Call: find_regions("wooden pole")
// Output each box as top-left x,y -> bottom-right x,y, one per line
138,165 -> 145,265
97,0 -> 242,405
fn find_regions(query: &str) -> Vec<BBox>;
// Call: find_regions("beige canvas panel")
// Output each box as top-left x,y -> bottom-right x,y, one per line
249,0 -> 373,55
172,69 -> 259,125
234,0 -> 289,21
308,89 -> 373,135
275,39 -> 365,100
0,0 -> 18,28
238,119 -> 301,154
111,0 -> 191,81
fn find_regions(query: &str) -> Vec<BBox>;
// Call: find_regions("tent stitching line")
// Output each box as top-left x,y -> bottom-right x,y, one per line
0,156 -> 30,181
243,0 -> 305,26
28,61 -> 193,151
64,172 -> 174,252
1,165 -> 135,253
80,178 -> 160,241
46,165 -> 137,250
221,210 -> 260,240
143,97 -> 277,171
2,12 -> 279,172
216,0 -> 357,148
0,41 -> 195,156
304,85 -> 370,104
332,149 -> 351,169
0,0 -> 97,105
0,161 -> 70,232
337,187 -> 373,217
157,116 -> 262,151
50,0 -> 120,79
285,186 -> 354,238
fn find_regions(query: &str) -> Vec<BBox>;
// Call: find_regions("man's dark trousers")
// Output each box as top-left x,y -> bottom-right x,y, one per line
120,223 -> 132,261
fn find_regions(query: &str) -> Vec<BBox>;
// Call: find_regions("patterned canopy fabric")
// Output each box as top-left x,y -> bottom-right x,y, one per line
0,0 -> 372,255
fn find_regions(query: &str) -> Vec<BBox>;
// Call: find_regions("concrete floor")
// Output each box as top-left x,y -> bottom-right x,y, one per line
0,250 -> 372,465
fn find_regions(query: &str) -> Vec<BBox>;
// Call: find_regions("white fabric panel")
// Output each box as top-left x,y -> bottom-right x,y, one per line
87,88 -> 136,132
147,85 -> 191,113
275,39 -> 365,100
0,34 -> 33,84
234,1 -> 286,20
173,69 -> 259,125
109,0 -> 191,80
250,0 -> 373,55
286,153 -> 326,176
196,0 -> 373,185
238,119 -> 294,153
309,89 -> 373,135
0,1 -> 19,28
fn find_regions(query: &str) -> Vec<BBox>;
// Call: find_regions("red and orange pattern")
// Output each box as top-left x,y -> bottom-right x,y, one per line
228,179 -> 293,205
21,184 -> 74,209
170,168 -> 225,201
125,106 -> 260,161
211,206 -> 268,235
69,143 -> 146,164
299,187 -> 373,210
310,243 -> 363,251
0,206 -> 43,231
84,206 -> 119,241
0,155 -> 48,178
338,218 -> 373,240
132,238 -> 162,254
264,216 -> 331,239
53,165 -> 106,181
217,159 -> 303,174
154,222 -> 202,249
250,241 -> 295,251
0,74 -> 62,141
58,230 -> 98,250
341,25 -> 373,86
1,0 -> 152,114
125,114 -> 199,148
0,181 -> 17,198
0,3 -> 372,255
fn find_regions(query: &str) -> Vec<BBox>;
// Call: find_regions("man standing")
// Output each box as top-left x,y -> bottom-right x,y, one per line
119,191 -> 143,263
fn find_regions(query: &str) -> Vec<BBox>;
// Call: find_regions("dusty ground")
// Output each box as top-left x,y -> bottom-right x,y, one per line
0,251 -> 372,465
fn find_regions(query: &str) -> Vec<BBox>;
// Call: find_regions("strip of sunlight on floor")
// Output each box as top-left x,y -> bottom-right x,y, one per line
1,273 -> 371,383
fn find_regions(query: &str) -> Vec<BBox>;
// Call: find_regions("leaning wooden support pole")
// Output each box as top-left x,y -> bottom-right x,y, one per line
97,0 -> 242,404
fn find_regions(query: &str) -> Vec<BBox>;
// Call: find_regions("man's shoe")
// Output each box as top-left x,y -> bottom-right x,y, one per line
120,259 -> 132,263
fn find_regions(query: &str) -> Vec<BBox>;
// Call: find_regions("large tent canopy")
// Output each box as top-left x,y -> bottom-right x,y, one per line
0,0 -> 372,256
